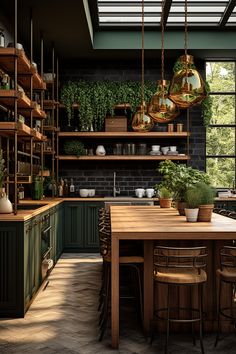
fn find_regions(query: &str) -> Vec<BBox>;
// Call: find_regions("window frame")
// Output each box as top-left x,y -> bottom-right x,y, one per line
205,60 -> 236,189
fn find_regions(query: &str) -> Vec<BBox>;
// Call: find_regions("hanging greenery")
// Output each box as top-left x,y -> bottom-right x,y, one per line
60,80 -> 157,130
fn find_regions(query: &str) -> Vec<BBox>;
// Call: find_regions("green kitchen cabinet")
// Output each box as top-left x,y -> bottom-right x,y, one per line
214,200 -> 236,211
64,201 -> 103,251
54,203 -> 64,260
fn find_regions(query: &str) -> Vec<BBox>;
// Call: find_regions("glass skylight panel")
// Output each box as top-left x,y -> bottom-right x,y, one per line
98,0 -> 234,27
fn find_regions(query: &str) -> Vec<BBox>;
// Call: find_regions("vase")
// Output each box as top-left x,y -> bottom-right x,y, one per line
0,188 -> 13,213
96,145 -> 106,156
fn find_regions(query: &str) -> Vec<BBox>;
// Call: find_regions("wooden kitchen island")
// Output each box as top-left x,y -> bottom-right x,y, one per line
110,206 -> 236,349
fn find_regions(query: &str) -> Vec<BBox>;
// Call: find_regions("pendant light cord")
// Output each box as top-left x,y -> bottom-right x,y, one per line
161,0 -> 164,83
184,0 -> 188,78
141,0 -> 144,105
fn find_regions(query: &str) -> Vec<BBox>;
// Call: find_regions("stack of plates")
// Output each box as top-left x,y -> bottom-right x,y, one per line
150,151 -> 162,155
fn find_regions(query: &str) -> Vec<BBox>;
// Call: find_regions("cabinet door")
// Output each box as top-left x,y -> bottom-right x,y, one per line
64,202 -> 84,249
83,202 -> 103,250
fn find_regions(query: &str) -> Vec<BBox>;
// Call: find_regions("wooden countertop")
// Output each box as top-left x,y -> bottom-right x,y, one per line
110,206 -> 236,240
0,197 -> 159,222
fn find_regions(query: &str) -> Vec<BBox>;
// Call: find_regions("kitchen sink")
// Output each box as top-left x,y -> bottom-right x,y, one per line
17,203 -> 48,210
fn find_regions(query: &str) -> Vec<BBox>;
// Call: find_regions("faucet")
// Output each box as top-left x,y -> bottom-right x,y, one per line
113,172 -> 120,197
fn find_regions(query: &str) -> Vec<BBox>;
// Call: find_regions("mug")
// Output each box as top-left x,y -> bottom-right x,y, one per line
170,146 -> 177,152
146,188 -> 155,198
135,188 -> 145,198
161,146 -> 169,155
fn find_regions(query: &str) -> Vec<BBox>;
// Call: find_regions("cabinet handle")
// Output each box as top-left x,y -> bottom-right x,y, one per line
42,226 -> 52,234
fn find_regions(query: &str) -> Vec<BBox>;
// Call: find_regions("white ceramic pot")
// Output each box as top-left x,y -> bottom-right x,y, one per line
96,145 -> 106,156
0,188 -> 13,214
185,208 -> 199,222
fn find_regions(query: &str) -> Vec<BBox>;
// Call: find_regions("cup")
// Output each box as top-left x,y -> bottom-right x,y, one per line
135,188 -> 145,198
146,188 -> 155,198
170,146 -> 177,152
161,146 -> 169,155
151,145 -> 160,151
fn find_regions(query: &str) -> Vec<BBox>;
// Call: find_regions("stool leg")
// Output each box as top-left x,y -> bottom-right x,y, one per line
198,284 -> 205,354
165,284 -> 170,354
190,285 -> 196,346
215,278 -> 221,347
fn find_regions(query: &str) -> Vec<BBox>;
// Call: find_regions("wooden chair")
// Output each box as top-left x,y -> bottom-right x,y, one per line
215,246 -> 236,347
153,246 -> 208,354
98,208 -> 144,341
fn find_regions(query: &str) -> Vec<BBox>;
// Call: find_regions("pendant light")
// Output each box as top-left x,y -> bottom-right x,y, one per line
169,0 -> 205,109
132,0 -> 153,132
148,0 -> 179,123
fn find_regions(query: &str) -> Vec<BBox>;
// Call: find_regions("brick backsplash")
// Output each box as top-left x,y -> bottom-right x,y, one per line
58,59 -> 206,194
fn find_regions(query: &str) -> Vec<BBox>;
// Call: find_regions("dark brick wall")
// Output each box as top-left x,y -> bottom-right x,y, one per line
58,59 -> 206,196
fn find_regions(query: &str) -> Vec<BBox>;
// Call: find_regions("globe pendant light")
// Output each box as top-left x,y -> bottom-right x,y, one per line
132,0 -> 153,132
169,0 -> 205,109
148,0 -> 179,123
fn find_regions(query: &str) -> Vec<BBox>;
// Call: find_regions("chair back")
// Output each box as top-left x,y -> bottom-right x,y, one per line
154,246 -> 207,272
220,246 -> 236,270
98,208 -> 111,258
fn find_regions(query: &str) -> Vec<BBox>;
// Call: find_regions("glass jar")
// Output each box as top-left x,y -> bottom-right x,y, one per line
0,29 -> 5,48
137,143 -> 147,155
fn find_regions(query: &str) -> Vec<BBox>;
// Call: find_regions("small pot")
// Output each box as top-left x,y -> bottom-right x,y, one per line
176,201 -> 187,216
185,208 -> 199,222
198,204 -> 214,222
159,198 -> 172,208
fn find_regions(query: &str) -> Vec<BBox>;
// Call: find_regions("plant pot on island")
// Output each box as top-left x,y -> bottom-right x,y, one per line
157,186 -> 173,208
196,182 -> 215,222
184,186 -> 201,222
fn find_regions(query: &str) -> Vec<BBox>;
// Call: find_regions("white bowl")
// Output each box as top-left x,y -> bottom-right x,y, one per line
151,145 -> 160,151
79,189 -> 89,197
161,146 -> 169,155
88,189 -> 95,197
170,146 -> 177,152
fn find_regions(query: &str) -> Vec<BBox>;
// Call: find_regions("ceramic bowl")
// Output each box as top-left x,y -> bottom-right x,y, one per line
79,189 -> 89,198
151,145 -> 160,151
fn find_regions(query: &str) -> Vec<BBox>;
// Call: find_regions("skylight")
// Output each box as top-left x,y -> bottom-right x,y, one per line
97,0 -> 236,27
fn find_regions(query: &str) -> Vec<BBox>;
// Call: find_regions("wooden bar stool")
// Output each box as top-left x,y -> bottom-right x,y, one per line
153,246 -> 207,354
215,246 -> 236,347
98,208 -> 144,341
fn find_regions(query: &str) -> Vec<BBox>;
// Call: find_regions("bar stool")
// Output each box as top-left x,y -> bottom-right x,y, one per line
153,246 -> 207,354
215,246 -> 236,347
98,208 -> 144,341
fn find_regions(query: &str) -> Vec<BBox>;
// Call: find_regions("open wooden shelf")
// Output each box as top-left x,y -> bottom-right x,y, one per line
7,175 -> 32,184
0,48 -> 46,90
57,155 -> 190,161
58,131 -> 190,138
43,126 -> 60,131
0,90 -> 46,118
0,122 -> 46,141
43,100 -> 59,109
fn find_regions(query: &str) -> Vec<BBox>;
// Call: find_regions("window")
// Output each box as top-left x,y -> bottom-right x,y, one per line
206,61 -> 236,188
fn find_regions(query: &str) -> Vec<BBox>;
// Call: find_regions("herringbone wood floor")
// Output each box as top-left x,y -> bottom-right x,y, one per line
0,254 -> 235,354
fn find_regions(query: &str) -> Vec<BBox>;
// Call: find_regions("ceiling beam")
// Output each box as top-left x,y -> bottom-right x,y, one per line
219,0 -> 236,27
162,0 -> 172,28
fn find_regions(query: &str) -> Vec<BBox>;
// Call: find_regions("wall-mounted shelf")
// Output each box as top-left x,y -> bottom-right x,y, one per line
43,100 -> 59,109
0,122 -> 46,141
57,155 -> 190,161
0,48 -> 46,90
58,131 -> 190,138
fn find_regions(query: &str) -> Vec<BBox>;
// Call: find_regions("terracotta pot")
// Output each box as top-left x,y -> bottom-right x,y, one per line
159,198 -> 172,208
185,208 -> 199,222
176,201 -> 187,216
198,204 -> 214,222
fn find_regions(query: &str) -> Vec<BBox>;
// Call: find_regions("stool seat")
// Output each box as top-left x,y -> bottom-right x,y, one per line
216,268 -> 236,282
103,255 -> 144,264
155,268 -> 207,284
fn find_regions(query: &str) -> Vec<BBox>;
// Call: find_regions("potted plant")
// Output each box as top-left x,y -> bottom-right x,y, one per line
196,182 -> 216,222
157,160 -> 210,216
158,186 -> 173,208
184,186 -> 201,222
64,140 -> 85,157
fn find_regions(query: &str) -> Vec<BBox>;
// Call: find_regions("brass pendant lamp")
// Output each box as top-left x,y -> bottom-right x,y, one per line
132,0 -> 153,132
169,0 -> 205,108
148,0 -> 179,123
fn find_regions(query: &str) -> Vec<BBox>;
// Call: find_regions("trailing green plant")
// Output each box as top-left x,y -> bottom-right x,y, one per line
157,160 -> 210,202
184,186 -> 201,209
60,80 -> 157,130
64,140 -> 86,157
0,150 -> 6,188
195,182 -> 216,205
158,186 -> 173,199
